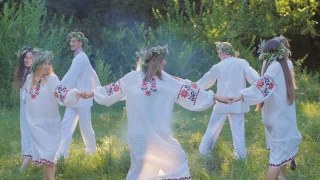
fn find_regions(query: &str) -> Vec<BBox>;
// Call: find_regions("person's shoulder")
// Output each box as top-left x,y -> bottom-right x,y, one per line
265,61 -> 281,75
122,70 -> 142,80
47,73 -> 59,80
232,57 -> 248,64
74,51 -> 89,61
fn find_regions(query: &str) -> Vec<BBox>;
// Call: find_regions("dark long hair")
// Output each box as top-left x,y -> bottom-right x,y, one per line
14,47 -> 33,88
257,39 -> 294,110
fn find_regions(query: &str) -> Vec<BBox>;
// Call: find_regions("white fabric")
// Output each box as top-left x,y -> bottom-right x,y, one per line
262,60 -> 295,150
240,61 -> 302,167
58,50 -> 100,157
20,83 -> 32,158
61,50 -> 101,108
196,57 -> 258,159
197,57 -> 259,113
199,113 -> 246,159
56,107 -> 96,157
94,70 -> 214,179
25,74 -> 79,166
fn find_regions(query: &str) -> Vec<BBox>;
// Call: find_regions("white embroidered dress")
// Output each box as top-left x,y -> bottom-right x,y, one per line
25,74 -> 80,166
20,69 -> 33,158
239,61 -> 302,167
94,71 -> 215,180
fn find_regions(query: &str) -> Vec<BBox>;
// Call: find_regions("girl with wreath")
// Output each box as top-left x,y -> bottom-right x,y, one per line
24,50 -> 83,180
232,39 -> 302,180
82,45 -> 230,179
14,46 -> 39,171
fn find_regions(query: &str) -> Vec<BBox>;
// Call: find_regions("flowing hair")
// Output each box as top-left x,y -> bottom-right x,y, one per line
31,54 -> 54,87
136,47 -> 166,82
14,50 -> 33,88
274,35 -> 297,89
256,39 -> 294,110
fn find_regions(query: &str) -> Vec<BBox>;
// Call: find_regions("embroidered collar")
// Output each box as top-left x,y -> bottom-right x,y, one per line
73,49 -> 83,57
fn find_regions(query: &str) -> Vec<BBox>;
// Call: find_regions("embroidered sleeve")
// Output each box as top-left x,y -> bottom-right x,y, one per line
255,75 -> 276,97
104,81 -> 122,96
94,80 -> 125,107
53,85 -> 80,106
177,85 -> 200,105
240,75 -> 277,106
175,84 -> 214,112
54,85 -> 70,103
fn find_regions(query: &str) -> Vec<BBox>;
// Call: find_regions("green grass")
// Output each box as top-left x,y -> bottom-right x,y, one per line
0,74 -> 319,180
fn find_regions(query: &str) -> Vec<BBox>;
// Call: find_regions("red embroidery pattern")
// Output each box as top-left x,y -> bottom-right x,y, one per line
177,85 -> 200,105
255,75 -> 276,97
191,83 -> 197,89
105,81 -> 122,96
141,78 -> 157,96
54,85 -> 70,102
162,176 -> 192,180
33,158 -> 56,166
269,154 -> 297,167
29,78 -> 42,99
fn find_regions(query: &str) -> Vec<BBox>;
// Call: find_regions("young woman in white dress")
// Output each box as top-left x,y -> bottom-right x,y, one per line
232,39 -> 302,180
14,46 -> 35,171
24,51 -> 82,180
82,46 -> 230,179
263,35 -> 297,152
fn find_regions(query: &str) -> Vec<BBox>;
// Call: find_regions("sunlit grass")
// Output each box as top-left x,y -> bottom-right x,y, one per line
0,75 -> 319,179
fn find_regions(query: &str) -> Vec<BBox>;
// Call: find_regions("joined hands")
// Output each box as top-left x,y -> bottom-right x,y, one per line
77,91 -> 94,99
214,95 -> 243,104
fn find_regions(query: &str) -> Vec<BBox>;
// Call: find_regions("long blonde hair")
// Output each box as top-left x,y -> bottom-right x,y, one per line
136,47 -> 166,82
31,54 -> 54,86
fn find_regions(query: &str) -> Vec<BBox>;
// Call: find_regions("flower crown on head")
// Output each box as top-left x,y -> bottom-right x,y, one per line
215,42 -> 239,57
31,50 -> 55,72
16,46 -> 33,58
135,45 -> 169,70
67,31 -> 89,45
257,39 -> 286,63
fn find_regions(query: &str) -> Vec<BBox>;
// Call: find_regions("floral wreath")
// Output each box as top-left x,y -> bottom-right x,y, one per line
257,39 -> 286,64
135,45 -> 169,70
31,50 -> 55,72
16,46 -> 43,58
215,42 -> 239,57
16,46 -> 33,58
67,31 -> 89,46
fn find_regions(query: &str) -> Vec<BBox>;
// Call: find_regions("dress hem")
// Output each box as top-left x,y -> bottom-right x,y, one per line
32,158 -> 56,166
160,176 -> 192,180
269,154 -> 297,168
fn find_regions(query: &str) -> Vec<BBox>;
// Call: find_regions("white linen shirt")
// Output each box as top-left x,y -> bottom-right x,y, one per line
61,50 -> 100,108
197,57 -> 260,113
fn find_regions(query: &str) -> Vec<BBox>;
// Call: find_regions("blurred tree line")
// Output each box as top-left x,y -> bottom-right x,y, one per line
0,0 -> 319,106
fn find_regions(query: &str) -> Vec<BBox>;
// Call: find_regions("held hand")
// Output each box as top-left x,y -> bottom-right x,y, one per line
76,92 -> 85,99
215,95 -> 231,104
230,95 -> 243,104
81,91 -> 94,99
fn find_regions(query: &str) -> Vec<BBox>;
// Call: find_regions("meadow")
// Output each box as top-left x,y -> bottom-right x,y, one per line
0,70 -> 319,180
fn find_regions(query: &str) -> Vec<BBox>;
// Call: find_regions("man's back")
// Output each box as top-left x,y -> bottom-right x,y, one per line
197,57 -> 259,113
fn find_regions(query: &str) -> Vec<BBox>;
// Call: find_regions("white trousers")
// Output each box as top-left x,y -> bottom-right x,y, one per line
199,112 -> 246,159
20,101 -> 32,158
57,107 -> 96,157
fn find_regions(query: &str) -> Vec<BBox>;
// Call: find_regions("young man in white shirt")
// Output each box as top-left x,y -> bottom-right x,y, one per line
56,32 -> 100,158
198,42 -> 259,159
